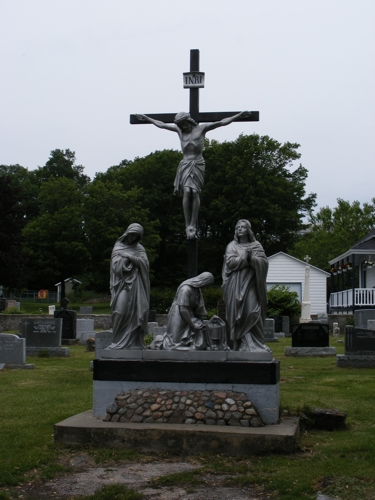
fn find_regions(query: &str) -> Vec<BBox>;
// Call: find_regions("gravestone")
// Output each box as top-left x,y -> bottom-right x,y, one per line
0,333 -> 34,368
80,306 -> 93,314
344,327 -> 375,355
317,312 -> 328,323
285,323 -> 336,357
148,310 -> 156,322
263,318 -> 278,342
271,316 -> 289,335
54,309 -> 77,342
354,309 -> 375,329
76,318 -> 95,345
147,322 -> 159,338
292,323 -> 329,347
20,318 -> 62,347
0,296 -> 6,312
95,330 -> 113,358
48,305 -> 56,315
337,324 -> 375,367
6,300 -> 17,309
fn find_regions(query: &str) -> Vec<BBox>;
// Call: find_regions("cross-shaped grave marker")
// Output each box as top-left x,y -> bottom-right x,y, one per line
131,49 -> 259,277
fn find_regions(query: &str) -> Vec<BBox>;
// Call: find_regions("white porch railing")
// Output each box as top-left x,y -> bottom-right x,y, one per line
330,288 -> 375,308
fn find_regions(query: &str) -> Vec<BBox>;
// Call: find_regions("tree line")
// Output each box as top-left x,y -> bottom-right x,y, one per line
1,135 -> 374,297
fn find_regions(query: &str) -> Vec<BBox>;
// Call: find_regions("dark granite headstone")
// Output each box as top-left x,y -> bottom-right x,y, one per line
0,296 -> 7,312
345,327 -> 375,355
54,309 -> 77,340
20,318 -> 62,347
148,310 -> 156,322
292,323 -> 329,347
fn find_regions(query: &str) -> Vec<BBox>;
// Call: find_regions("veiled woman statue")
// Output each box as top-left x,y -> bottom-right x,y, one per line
163,272 -> 214,350
222,220 -> 270,352
108,223 -> 150,350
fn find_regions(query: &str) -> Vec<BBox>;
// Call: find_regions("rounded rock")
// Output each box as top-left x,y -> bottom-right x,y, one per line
106,402 -> 118,415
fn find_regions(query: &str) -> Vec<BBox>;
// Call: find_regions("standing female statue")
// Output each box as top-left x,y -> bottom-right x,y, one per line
108,223 -> 150,350
135,111 -> 251,239
163,272 -> 214,350
222,220 -> 270,352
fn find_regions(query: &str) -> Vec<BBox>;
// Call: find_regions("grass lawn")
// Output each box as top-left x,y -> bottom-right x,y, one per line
1,337 -> 375,499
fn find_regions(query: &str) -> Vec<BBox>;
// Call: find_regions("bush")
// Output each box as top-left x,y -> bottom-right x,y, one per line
1,306 -> 25,314
267,284 -> 301,317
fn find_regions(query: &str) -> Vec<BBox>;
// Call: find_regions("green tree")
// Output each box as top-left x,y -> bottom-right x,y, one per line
290,198 -> 375,270
34,149 -> 90,187
0,176 -> 26,290
199,134 -> 316,278
83,180 -> 161,292
97,135 -> 315,286
95,150 -> 188,286
0,164 -> 40,220
22,177 -> 89,297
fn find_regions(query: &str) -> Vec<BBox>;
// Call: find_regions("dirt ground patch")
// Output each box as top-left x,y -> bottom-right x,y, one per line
7,455 -> 276,499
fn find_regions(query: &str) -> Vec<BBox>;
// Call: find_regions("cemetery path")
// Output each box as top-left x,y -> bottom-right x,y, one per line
10,454 -> 275,499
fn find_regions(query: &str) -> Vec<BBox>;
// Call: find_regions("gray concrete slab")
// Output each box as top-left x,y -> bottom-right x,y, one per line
55,410 -> 299,456
101,349 -> 143,360
227,351 -> 273,361
26,347 -> 70,357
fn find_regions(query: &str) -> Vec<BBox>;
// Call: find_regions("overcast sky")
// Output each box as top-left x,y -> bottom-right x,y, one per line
1,0 -> 374,211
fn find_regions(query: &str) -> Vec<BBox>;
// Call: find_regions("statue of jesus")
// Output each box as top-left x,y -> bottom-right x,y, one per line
135,111 -> 251,239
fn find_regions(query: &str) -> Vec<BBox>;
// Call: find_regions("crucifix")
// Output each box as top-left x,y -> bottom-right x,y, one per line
131,49 -> 259,277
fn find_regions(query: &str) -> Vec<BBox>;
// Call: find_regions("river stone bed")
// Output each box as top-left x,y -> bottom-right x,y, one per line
103,389 -> 264,427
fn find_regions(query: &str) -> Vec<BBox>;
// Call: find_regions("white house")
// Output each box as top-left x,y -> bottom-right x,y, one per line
267,252 -> 329,315
328,228 -> 375,313
55,278 -> 81,303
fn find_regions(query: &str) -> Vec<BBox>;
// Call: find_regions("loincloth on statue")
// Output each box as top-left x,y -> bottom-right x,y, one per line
173,158 -> 205,196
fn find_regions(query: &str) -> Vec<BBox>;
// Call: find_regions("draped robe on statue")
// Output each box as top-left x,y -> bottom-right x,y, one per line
109,226 -> 150,349
163,273 -> 213,350
222,239 -> 270,351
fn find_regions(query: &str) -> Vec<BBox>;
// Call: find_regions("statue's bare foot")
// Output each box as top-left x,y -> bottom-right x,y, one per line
186,226 -> 196,239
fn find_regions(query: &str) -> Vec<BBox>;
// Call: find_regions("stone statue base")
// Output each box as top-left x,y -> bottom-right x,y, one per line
99,349 -> 273,362
93,358 -> 280,424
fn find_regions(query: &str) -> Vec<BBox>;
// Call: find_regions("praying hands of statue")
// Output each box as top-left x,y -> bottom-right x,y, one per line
246,247 -> 253,263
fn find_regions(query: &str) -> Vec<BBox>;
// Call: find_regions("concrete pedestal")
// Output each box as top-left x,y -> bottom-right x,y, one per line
93,358 -> 280,425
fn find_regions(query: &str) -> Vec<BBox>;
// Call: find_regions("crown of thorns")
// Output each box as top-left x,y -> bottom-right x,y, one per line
174,112 -> 197,126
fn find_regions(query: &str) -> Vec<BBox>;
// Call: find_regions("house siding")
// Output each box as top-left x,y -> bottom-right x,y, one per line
267,253 -> 328,315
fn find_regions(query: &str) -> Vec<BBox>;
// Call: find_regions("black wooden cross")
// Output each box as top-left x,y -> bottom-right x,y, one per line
130,49 -> 259,278
130,49 -> 259,126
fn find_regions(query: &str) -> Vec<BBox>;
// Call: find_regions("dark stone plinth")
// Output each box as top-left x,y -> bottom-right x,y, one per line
311,408 -> 346,430
292,323 -> 329,347
93,359 -> 280,385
